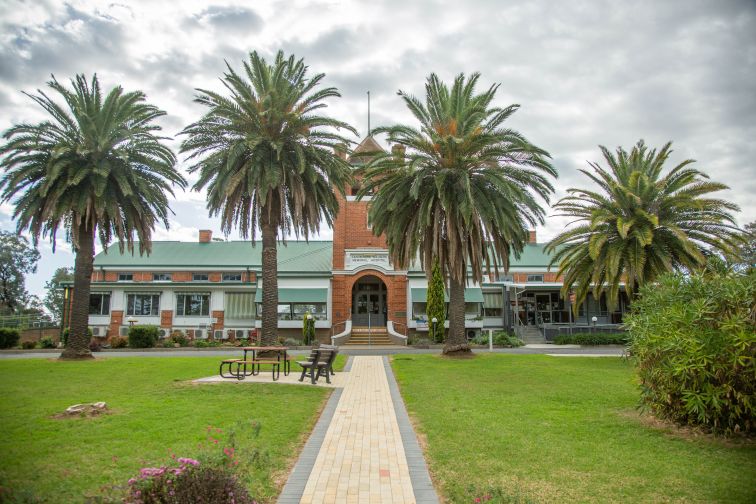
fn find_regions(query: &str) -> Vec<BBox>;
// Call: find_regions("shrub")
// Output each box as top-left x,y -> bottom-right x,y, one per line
472,331 -> 523,347
193,339 -> 209,348
125,462 -> 255,504
21,340 -> 37,349
625,269 -> 756,435
61,327 -> 93,346
410,337 -> 434,347
128,325 -> 159,348
282,337 -> 301,347
169,330 -> 188,347
39,336 -> 56,349
553,332 -> 629,345
89,340 -> 102,352
110,336 -> 128,349
0,328 -> 21,349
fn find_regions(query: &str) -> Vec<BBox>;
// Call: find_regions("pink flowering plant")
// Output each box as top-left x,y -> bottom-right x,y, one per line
124,421 -> 266,504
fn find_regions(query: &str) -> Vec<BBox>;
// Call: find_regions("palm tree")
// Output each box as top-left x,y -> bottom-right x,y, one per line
180,51 -> 355,346
547,140 -> 741,311
0,74 -> 185,359
360,73 -> 556,354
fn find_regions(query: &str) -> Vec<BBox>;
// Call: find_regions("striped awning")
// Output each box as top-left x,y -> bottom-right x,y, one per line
483,291 -> 503,308
224,292 -> 255,319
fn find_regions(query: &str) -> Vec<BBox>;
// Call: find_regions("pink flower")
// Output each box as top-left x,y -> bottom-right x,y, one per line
223,446 -> 235,457
178,457 -> 200,466
128,478 -> 137,485
474,498 -> 481,503
140,467 -> 166,478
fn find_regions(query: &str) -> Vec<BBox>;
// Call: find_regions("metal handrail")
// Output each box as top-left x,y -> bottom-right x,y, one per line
330,319 -> 349,337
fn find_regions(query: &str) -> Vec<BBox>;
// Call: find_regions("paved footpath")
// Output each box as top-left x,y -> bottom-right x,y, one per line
278,356 -> 438,504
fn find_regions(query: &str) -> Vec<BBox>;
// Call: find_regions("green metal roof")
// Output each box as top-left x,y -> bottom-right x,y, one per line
254,288 -> 328,303
411,287 -> 484,303
93,240 -> 553,273
408,243 -> 554,272
93,241 -> 333,273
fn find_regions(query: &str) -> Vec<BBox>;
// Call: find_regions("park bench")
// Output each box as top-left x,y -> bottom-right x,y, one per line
297,346 -> 339,384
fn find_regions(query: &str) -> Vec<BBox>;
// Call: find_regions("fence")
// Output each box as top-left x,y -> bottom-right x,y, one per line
542,323 -> 626,342
0,315 -> 57,330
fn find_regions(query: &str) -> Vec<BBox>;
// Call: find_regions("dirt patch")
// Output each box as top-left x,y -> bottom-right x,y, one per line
618,409 -> 755,447
52,402 -> 110,420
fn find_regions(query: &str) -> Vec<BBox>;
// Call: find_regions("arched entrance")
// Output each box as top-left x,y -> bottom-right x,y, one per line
351,275 -> 387,326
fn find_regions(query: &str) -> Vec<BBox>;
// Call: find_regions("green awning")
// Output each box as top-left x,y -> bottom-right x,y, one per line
225,292 -> 255,319
411,287 -> 484,303
254,288 -> 328,303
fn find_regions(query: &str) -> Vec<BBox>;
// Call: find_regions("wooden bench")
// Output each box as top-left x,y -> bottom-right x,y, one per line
297,346 -> 339,384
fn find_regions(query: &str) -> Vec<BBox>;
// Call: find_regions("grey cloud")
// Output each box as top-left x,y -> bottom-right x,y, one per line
184,5 -> 263,34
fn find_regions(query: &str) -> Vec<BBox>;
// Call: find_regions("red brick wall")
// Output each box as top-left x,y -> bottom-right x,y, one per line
160,310 -> 173,328
104,271 -> 118,282
332,188 -> 388,270
332,270 -> 407,328
108,311 -> 124,340
173,272 -> 192,282
134,271 -> 152,282
209,272 -> 222,282
512,272 -> 563,283
211,310 -> 224,333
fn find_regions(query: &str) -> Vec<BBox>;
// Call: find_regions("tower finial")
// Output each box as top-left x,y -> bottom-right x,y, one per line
367,90 -> 371,137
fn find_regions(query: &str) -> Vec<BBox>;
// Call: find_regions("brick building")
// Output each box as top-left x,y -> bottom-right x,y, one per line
67,137 -> 628,345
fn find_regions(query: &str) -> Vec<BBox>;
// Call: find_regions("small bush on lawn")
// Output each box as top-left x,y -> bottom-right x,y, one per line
124,421 -> 265,504
39,336 -> 56,349
128,326 -> 159,348
0,328 -> 21,349
125,461 -> 254,504
21,340 -> 36,349
169,330 -> 189,347
471,331 -> 523,347
625,267 -> 756,435
110,336 -> 128,348
553,332 -> 629,345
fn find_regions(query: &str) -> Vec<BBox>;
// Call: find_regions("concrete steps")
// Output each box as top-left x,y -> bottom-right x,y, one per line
345,327 -> 394,346
516,325 -> 546,344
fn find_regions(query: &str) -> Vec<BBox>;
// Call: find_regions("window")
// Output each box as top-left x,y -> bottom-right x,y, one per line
292,303 -> 327,320
222,273 -> 242,282
192,273 -> 209,282
176,293 -> 210,316
89,293 -> 110,315
277,304 -> 293,321
526,274 -> 544,283
126,294 -> 160,316
153,273 -> 172,282
118,273 -> 133,282
483,291 -> 503,317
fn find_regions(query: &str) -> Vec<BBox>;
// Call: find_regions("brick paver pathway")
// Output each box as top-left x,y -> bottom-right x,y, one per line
299,356 -> 416,504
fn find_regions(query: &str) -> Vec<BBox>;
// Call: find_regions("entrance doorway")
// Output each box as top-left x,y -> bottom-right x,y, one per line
351,275 -> 387,326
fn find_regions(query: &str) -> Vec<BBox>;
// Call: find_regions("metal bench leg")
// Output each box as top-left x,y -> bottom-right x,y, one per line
272,363 -> 280,381
299,366 -> 308,382
310,365 -> 317,384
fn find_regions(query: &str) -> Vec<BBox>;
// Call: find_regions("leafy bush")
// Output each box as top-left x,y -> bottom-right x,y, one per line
410,337 -> 434,347
0,328 -> 21,349
193,339 -> 210,348
61,327 -> 93,346
553,332 -> 629,345
625,269 -> 756,435
472,331 -> 523,347
21,340 -> 36,349
39,336 -> 56,349
169,330 -> 188,347
128,325 -> 159,348
110,336 -> 128,348
125,462 -> 254,504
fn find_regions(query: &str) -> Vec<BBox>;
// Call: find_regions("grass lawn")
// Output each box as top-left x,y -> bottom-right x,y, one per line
0,354 -> 345,503
392,354 -> 756,503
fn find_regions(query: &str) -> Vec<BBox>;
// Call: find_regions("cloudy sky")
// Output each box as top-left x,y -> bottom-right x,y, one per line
1,0 -> 755,299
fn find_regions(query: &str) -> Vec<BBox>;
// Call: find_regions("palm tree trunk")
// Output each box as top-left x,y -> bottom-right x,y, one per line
443,275 -> 471,355
60,220 -> 95,360
260,213 -> 279,347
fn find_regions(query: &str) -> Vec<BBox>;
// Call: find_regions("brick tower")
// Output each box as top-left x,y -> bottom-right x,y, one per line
331,137 -> 408,330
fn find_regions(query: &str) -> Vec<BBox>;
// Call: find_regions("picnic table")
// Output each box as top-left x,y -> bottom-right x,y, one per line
219,346 -> 290,381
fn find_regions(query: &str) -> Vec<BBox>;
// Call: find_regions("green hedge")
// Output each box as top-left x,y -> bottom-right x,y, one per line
0,328 -> 21,349
127,325 -> 159,348
553,332 -> 629,345
472,331 -> 523,348
625,268 -> 756,435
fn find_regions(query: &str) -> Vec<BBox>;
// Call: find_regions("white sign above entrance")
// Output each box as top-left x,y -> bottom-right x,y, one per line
344,249 -> 393,271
